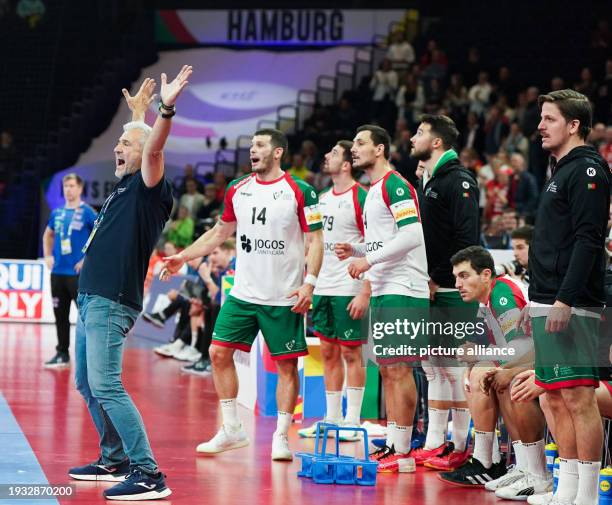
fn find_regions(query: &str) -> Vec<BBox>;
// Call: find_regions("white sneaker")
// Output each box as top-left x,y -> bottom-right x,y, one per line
196,425 -> 249,454
338,420 -> 362,442
153,339 -> 185,357
496,473 -> 553,500
526,491 -> 554,505
297,418 -> 341,438
271,433 -> 292,461
173,345 -> 202,362
485,465 -> 525,491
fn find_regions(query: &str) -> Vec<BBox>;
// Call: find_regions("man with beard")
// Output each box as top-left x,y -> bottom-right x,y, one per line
162,128 -> 324,462
409,115 -> 481,472
336,124 -> 429,473
298,140 -> 371,440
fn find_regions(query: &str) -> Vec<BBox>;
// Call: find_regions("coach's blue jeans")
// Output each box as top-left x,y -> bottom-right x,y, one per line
75,293 -> 157,474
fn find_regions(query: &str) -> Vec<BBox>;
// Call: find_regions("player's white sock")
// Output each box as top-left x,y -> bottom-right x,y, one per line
575,460 -> 601,505
274,411 -> 292,437
556,458 -> 579,503
325,390 -> 342,421
386,421 -> 397,449
424,408 -> 448,449
524,439 -> 547,479
395,425 -> 412,454
191,330 -> 198,347
450,408 -> 470,452
492,431 -> 501,464
344,387 -> 364,425
512,440 -> 528,471
220,398 -> 241,431
473,430 -> 494,469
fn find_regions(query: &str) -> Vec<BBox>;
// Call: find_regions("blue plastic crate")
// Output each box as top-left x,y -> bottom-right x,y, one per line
296,422 -> 378,486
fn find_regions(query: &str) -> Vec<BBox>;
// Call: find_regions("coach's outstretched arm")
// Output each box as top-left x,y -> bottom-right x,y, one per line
141,65 -> 192,188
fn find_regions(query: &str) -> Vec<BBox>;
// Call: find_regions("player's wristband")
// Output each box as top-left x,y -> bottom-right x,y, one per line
304,274 -> 318,287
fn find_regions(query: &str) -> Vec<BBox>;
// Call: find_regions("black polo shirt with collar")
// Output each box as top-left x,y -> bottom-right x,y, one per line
79,171 -> 173,311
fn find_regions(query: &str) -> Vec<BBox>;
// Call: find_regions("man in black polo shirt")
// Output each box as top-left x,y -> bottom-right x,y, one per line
68,66 -> 192,501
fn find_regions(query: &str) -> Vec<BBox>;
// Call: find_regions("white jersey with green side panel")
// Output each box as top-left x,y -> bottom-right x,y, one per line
220,172 -> 322,305
480,275 -> 529,348
315,183 -> 368,296
363,170 -> 429,298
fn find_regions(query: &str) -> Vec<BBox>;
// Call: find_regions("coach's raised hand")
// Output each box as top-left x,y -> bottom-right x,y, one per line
122,77 -> 156,122
160,65 -> 193,107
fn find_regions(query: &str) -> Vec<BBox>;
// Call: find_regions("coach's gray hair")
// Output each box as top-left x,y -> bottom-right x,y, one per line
123,121 -> 152,147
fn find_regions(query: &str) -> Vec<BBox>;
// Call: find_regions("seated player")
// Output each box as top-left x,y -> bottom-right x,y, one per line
438,246 -> 551,499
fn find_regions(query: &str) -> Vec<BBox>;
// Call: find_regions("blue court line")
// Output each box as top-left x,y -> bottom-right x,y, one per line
0,392 -> 58,505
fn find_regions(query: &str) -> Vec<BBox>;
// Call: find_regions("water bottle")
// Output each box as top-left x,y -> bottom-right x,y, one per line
552,458 -> 560,493
544,443 -> 558,474
599,467 -> 612,505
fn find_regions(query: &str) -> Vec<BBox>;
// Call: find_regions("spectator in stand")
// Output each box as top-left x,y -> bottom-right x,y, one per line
513,90 -> 528,126
550,76 -> 565,92
461,111 -> 485,154
196,183 -> 220,223
520,86 -> 545,187
422,49 -> 448,82
508,152 -> 539,223
459,147 -> 482,177
484,163 -> 512,222
166,205 -> 194,249
419,39 -> 448,68
386,31 -> 415,72
483,105 -> 510,156
468,71 -> 493,116
600,126 -> 612,169
574,67 -> 598,101
424,78 -> 444,113
174,164 -> 203,196
493,66 -> 517,105
445,73 -> 469,122
591,19 -> 610,51
300,140 -> 321,172
501,121 -> 529,157
396,72 -> 425,129
333,97 -> 358,139
501,208 -> 518,234
288,153 -> 313,182
480,215 -> 511,249
370,58 -> 399,130
212,172 -> 227,204
178,178 -> 205,219
390,128 -> 418,186
588,122 -> 607,150
461,46 -> 482,87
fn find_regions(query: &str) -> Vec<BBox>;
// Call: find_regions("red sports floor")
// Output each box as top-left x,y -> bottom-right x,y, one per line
0,322 -> 504,504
